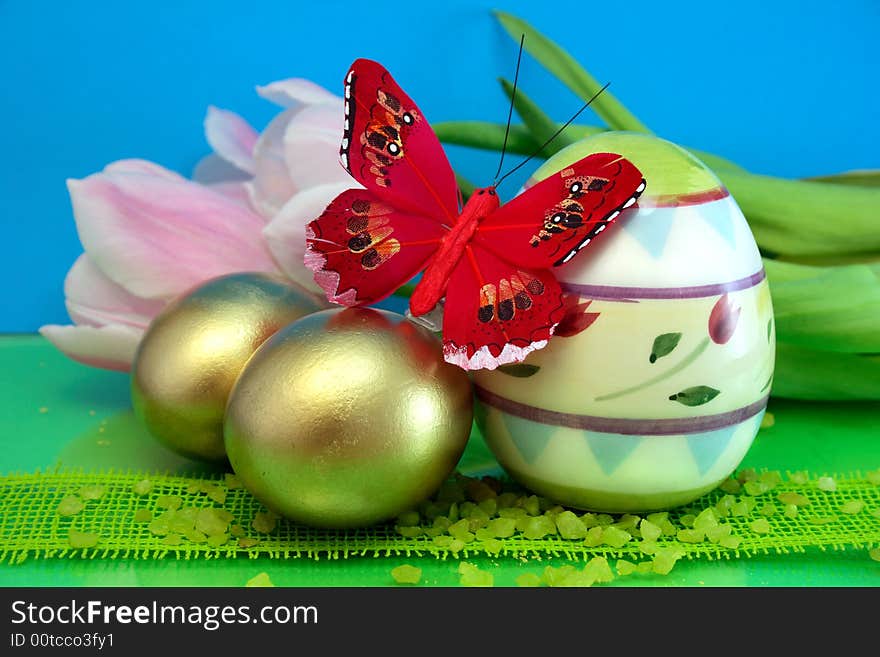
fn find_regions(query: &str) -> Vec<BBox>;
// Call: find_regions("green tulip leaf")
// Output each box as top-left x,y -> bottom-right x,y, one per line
494,10 -> 650,133
802,169 -> 880,187
669,386 -> 721,406
650,332 -> 682,363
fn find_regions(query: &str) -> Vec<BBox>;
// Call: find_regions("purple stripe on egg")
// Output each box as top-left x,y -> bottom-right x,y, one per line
475,387 -> 769,436
561,269 -> 766,301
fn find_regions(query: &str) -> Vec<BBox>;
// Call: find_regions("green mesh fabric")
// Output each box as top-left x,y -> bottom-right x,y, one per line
1,468 -> 878,564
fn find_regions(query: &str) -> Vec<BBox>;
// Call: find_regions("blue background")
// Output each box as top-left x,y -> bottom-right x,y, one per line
1,0 -> 876,332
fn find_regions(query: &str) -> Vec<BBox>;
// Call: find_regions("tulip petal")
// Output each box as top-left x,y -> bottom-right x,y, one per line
248,108 -> 300,218
69,164 -> 279,300
39,324 -> 143,372
263,181 -> 358,294
283,102 -> 351,193
192,153 -> 251,184
204,106 -> 258,174
105,159 -> 186,180
207,181 -> 253,207
256,78 -> 340,108
63,254 -> 165,330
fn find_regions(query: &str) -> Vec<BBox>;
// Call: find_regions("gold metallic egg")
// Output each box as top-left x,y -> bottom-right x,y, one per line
224,307 -> 474,528
131,272 -> 326,461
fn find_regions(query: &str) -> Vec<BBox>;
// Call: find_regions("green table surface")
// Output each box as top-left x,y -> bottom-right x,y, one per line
1,335 -> 879,587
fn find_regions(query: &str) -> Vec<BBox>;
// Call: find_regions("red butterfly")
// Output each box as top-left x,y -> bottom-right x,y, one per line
305,59 -> 646,370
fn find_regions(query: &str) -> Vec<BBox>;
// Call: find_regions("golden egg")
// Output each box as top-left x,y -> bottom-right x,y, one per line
131,272 -> 326,461
224,307 -> 474,528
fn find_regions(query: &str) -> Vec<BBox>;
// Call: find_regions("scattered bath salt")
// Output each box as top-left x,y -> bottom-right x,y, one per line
78,485 -> 105,501
869,548 -> 880,562
156,495 -> 182,511
807,516 -> 836,525
788,471 -> 809,485
160,534 -> 182,546
541,565 -> 577,587
583,526 -> 603,547
866,470 -> 880,486
224,473 -> 243,489
743,480 -> 771,496
458,562 -> 493,587
677,529 -> 704,543
447,538 -> 466,553
616,560 -> 637,576
737,468 -> 758,483
396,525 -> 423,538
777,492 -> 810,507
784,504 -> 799,519
252,511 -> 278,534
196,508 -> 231,536
38,407 -> 48,414
693,508 -> 719,533
817,476 -> 837,492
133,509 -> 152,523
718,478 -> 742,494
184,529 -> 207,544
391,565 -> 422,585
246,572 -> 274,587
57,495 -> 84,517
601,526 -> 631,549
68,530 -> 99,548
749,519 -> 771,535
760,412 -> 775,429
88,410 -> 96,416
555,511 -> 588,539
238,538 -> 260,548
759,471 -> 783,488
719,535 -> 742,549
706,524 -> 732,543
583,557 -> 614,583
652,547 -> 685,575
839,499 -> 865,515
148,517 -> 170,536
516,572 -> 542,587
204,485 -> 227,505
639,519 -> 662,542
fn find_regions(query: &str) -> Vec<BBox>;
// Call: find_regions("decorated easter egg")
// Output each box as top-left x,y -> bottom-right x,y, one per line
223,307 -> 474,528
131,272 -> 326,461
472,132 -> 775,512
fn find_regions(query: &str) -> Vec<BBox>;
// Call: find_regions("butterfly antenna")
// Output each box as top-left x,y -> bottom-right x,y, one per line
495,81 -> 611,189
493,33 -> 525,184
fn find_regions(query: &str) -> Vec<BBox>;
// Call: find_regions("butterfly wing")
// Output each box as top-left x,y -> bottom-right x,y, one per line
341,59 -> 459,224
307,59 -> 459,306
305,189 -> 446,306
442,243 -> 566,370
476,153 -> 646,268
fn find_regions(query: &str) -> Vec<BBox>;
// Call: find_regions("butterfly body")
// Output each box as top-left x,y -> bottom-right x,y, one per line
409,187 -> 500,317
305,59 -> 646,370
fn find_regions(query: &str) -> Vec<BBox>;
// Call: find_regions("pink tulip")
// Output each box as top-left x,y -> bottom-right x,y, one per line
708,293 -> 742,345
40,78 -> 349,371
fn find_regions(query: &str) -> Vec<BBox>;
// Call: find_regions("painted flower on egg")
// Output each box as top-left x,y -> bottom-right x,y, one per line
40,78 -> 349,371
